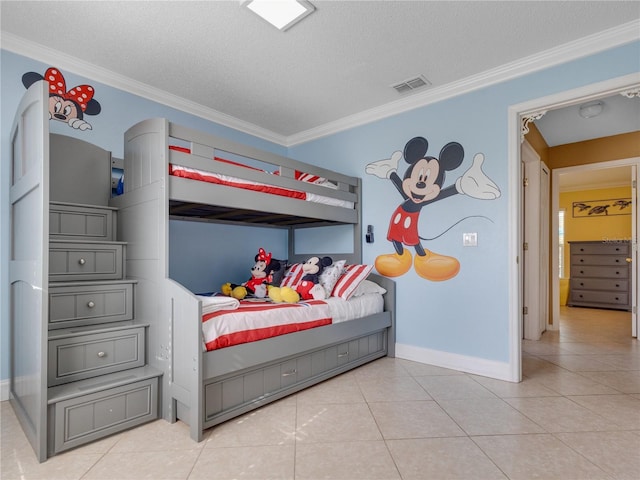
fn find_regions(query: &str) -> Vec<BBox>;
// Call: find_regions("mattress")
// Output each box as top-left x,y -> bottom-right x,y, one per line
201,293 -> 384,351
168,146 -> 354,209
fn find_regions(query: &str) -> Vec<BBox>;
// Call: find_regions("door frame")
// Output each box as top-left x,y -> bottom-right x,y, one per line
507,72 -> 640,381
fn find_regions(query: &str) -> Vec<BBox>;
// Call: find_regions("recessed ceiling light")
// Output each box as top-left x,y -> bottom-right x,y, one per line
243,0 -> 315,31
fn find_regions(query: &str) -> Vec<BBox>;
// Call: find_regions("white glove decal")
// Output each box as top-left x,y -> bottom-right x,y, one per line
365,150 -> 402,179
455,153 -> 501,200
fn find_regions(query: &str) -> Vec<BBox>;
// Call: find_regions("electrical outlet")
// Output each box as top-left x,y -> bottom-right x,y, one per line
463,232 -> 477,247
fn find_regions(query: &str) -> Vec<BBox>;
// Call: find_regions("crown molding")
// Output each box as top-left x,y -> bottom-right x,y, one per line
0,32 -> 288,146
2,19 -> 638,149
287,19 -> 640,146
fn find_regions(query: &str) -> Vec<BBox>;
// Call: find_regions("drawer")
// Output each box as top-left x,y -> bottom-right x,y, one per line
49,242 -> 124,281
49,281 -> 135,329
51,377 -> 158,454
570,290 -> 629,306
204,331 -> 386,420
571,254 -> 630,267
48,326 -> 145,386
49,203 -> 116,242
570,278 -> 628,292
571,242 -> 630,255
570,265 -> 629,279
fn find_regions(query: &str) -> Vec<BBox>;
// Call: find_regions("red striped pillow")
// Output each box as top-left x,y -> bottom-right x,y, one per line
280,263 -> 305,288
331,264 -> 373,300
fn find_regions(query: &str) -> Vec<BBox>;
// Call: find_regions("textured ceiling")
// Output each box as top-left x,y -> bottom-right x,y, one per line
1,0 -> 639,142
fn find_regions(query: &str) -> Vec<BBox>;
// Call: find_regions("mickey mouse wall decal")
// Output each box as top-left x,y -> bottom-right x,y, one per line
22,67 -> 101,131
366,136 -> 500,281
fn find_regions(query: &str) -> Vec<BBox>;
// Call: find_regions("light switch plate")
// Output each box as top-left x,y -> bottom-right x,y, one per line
463,232 -> 478,247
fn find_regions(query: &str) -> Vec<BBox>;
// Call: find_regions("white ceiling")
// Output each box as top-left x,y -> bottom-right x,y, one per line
1,0 -> 639,146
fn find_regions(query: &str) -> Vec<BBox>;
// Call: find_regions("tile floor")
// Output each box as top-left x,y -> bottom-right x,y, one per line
2,306 -> 639,479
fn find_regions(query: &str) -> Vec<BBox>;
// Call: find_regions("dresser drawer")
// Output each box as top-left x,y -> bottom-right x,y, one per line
570,265 -> 629,279
571,242 -> 630,255
571,254 -> 630,267
48,326 -> 145,386
49,281 -> 135,329
49,242 -> 125,281
570,278 -> 628,293
570,290 -> 629,307
49,202 -> 116,242
50,377 -> 158,454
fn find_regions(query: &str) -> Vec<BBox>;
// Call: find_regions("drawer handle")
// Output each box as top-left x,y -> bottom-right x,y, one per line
97,351 -> 106,358
78,258 -> 86,265
281,369 -> 297,377
338,352 -> 349,358
87,301 -> 95,308
580,283 -> 584,287
579,259 -> 584,263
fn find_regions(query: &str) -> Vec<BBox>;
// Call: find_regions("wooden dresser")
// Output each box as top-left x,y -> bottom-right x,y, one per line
568,240 -> 632,311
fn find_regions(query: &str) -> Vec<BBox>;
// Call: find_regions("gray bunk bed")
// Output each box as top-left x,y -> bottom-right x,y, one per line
110,118 -> 396,442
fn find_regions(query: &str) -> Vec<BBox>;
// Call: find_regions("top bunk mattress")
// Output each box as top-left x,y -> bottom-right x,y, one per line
168,145 -> 354,212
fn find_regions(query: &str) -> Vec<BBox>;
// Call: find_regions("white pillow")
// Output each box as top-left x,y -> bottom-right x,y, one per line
318,259 -> 346,297
351,279 -> 387,297
332,264 -> 374,300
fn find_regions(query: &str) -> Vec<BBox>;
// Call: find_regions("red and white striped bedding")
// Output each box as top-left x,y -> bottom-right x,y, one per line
202,299 -> 332,351
168,146 -> 354,209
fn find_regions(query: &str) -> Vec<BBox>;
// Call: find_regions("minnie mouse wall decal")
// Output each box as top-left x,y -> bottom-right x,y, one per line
22,67 -> 101,131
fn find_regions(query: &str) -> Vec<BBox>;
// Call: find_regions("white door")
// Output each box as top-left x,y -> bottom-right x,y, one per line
9,80 -> 49,462
522,140 -> 549,340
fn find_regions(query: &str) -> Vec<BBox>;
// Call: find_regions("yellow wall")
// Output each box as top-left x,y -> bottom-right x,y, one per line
560,185 -> 632,277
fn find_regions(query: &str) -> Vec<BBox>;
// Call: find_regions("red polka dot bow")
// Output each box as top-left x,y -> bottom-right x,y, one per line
257,248 -> 272,263
45,68 -> 95,112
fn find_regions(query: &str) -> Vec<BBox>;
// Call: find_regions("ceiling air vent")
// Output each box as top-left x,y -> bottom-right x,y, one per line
392,75 -> 431,94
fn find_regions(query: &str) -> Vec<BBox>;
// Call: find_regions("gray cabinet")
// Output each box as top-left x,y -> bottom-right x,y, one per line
568,240 -> 631,311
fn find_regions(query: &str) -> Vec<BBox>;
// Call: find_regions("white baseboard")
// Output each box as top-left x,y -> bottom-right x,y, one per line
395,343 -> 518,382
0,379 -> 9,402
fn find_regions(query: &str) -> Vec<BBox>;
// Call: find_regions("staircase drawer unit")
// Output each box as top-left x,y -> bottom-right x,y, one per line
48,325 -> 146,386
49,241 -> 125,281
49,281 -> 135,329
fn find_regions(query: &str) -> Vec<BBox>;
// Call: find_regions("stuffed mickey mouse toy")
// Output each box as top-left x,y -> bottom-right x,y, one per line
222,248 -> 281,300
296,255 -> 332,300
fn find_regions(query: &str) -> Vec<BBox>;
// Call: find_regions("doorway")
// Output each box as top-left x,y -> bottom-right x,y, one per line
551,161 -> 638,336
507,73 -> 640,382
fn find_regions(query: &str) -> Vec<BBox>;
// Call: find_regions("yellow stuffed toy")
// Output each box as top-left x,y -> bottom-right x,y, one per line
267,285 -> 300,303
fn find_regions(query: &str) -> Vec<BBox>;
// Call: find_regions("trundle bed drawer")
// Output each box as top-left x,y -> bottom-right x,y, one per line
49,281 -> 135,329
50,377 -> 158,454
49,242 -> 124,281
204,331 -> 386,420
48,326 -> 145,386
49,203 -> 116,241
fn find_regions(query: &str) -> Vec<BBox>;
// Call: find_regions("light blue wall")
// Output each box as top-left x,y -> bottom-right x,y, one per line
1,42 -> 638,383
289,41 -> 640,362
0,50 -> 290,381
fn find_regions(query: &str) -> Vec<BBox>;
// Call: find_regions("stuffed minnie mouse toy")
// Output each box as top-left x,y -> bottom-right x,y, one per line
222,248 -> 281,300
